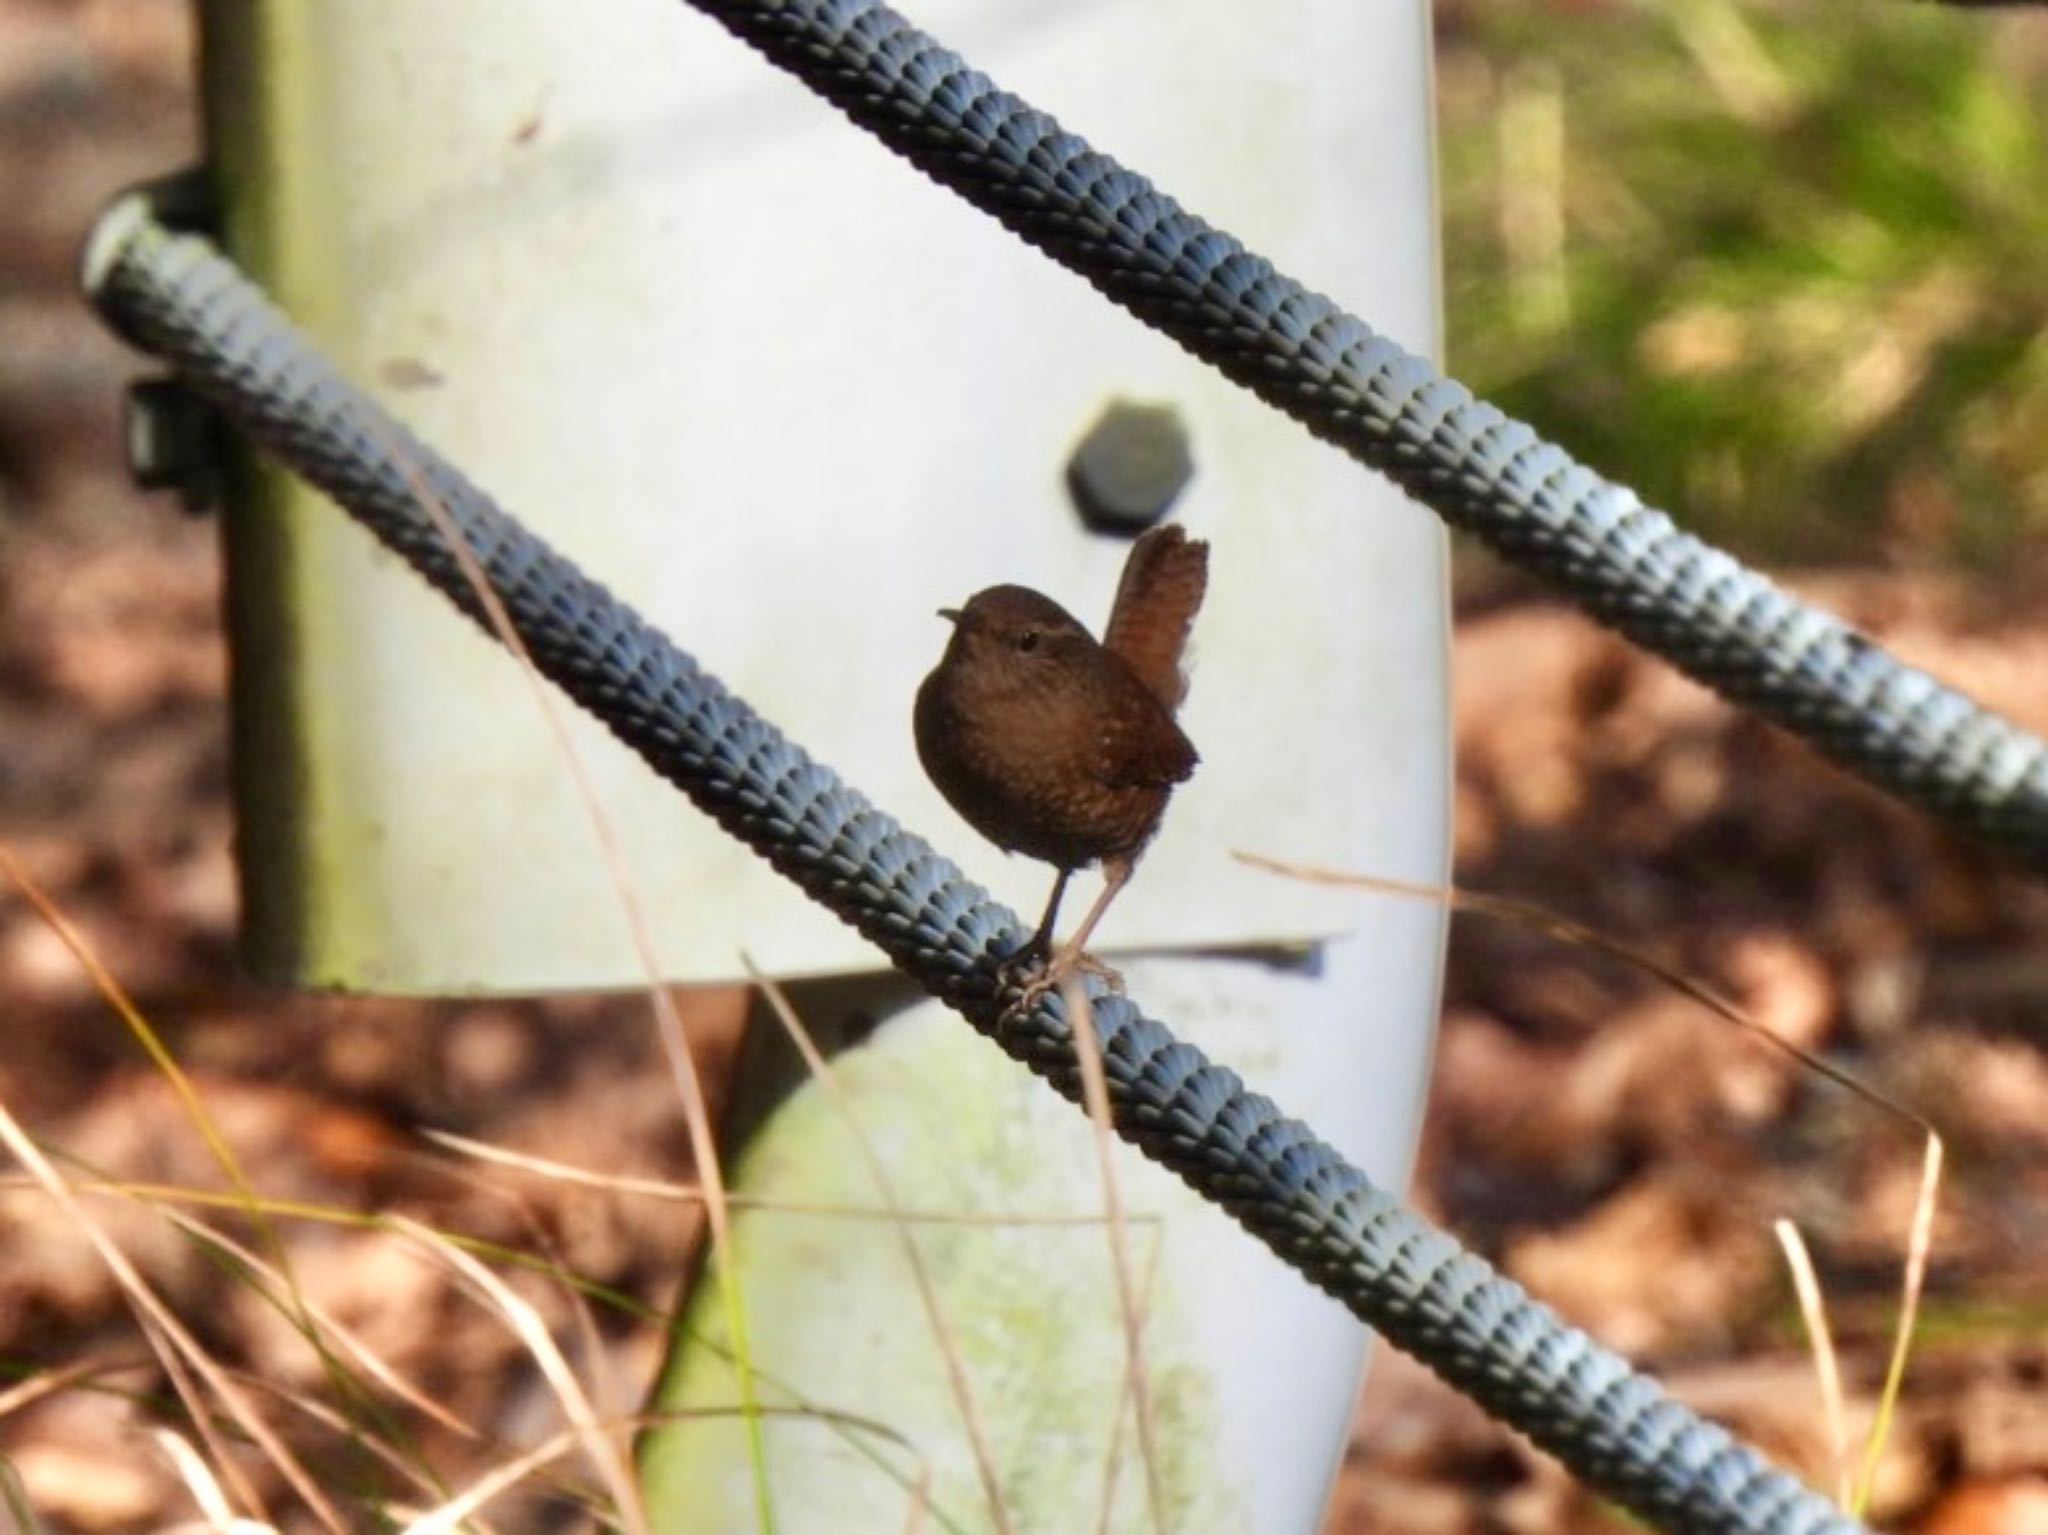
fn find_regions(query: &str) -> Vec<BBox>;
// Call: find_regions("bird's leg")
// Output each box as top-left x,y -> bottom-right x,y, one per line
998,866 -> 1071,984
1028,866 -> 1073,962
1046,856 -> 1133,993
1008,857 -> 1133,1017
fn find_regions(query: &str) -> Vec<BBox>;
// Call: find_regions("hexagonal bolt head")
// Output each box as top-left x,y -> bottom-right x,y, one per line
1066,399 -> 1194,533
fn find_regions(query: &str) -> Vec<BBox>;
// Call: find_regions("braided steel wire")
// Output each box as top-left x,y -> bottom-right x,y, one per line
83,196 -> 1862,1535
678,0 -> 2048,871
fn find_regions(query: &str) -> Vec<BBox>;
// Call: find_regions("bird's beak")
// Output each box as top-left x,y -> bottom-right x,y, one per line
936,607 -> 962,625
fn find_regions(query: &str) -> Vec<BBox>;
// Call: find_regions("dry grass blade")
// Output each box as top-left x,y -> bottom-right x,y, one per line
373,415 -> 769,1528
0,1458 -> 37,1535
0,843 -> 416,1514
0,847 -> 261,1200
399,1425 -> 579,1535
422,1130 -> 700,1202
1057,978 -> 1164,1535
1853,1134 -> 1942,1516
152,1426 -> 265,1532
43,1178 -> 363,1226
149,1317 -> 267,1525
433,1142 -> 634,1476
1774,1219 -> 1850,1505
154,1206 -> 478,1441
424,1130 -> 1150,1229
211,1363 -> 456,1510
1234,851 -> 1941,1136
1093,1215 -> 1167,1535
745,962 -> 1014,1535
902,1466 -> 931,1535
1241,847 -> 1947,1518
0,1099 -> 346,1531
0,1356 -> 150,1420
389,1216 -> 647,1535
0,845 -> 356,1409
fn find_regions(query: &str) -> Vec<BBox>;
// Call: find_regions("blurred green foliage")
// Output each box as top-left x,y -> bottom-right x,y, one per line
1438,0 -> 2048,567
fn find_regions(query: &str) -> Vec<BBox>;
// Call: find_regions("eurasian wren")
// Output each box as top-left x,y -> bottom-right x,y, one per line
915,524 -> 1210,990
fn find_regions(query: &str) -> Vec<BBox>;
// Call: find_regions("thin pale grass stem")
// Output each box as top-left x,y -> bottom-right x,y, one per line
0,1356 -> 151,1420
1058,979 -> 1165,1535
4,1301 -> 487,1530
397,1145 -> 633,1462
58,1176 -> 668,1329
0,1459 -> 37,1533
1853,1134 -> 1942,1516
374,419 -> 772,1532
423,1129 -> 1158,1229
73,1161 -> 1149,1233
146,1317 -> 270,1524
0,1100 -> 343,1530
546,1225 -> 627,1469
1774,1219 -> 1850,1506
746,963 -> 1014,1535
152,1425 -> 252,1531
0,846 -> 365,1439
399,1425 -> 579,1535
154,1207 -> 477,1441
1243,848 -> 1948,1519
212,1363 -> 455,1510
1094,1217 -> 1168,1535
399,1404 -> 932,1535
389,1216 -> 646,1535
645,1404 -> 946,1526
1235,851 -> 1941,1136
47,1178 -> 364,1226
902,1466 -> 932,1535
230,1361 -> 942,1533
52,1148 -> 463,1497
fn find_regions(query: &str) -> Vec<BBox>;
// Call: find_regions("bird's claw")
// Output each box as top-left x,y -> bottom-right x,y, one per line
996,946 -> 1125,1033
993,931 -> 1049,991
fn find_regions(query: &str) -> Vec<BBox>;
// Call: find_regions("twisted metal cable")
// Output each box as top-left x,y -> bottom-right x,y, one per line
83,194 -> 1861,1535
676,0 -> 2048,871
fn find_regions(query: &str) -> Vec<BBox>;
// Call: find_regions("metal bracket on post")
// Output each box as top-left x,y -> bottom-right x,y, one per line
102,170 -> 225,515
125,374 -> 224,514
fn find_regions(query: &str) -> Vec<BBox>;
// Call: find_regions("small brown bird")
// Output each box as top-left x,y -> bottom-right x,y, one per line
915,524 -> 1210,992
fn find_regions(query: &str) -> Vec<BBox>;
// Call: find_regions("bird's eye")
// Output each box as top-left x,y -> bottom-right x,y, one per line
1016,630 -> 1041,654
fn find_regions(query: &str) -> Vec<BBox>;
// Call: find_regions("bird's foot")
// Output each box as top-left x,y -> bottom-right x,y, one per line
998,945 -> 1125,1031
1059,948 -> 1126,995
994,928 -> 1051,992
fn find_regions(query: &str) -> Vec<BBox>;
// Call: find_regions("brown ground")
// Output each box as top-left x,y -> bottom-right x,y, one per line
5,6 -> 2048,1533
